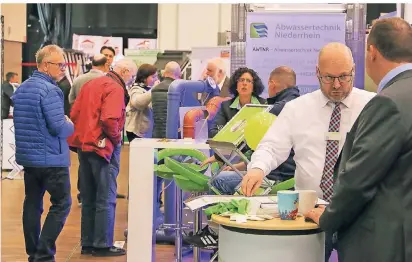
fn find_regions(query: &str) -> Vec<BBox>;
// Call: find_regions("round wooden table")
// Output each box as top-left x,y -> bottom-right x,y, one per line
212,214 -> 325,262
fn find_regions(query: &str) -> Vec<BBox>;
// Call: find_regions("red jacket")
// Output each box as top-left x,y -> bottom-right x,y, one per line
69,71 -> 126,162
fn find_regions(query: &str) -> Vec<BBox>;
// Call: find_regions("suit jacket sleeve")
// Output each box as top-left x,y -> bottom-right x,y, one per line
4,83 -> 14,105
101,86 -> 124,145
319,95 -> 406,233
69,79 -> 79,104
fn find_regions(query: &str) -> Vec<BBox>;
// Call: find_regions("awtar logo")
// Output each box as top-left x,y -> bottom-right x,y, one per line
250,23 -> 268,38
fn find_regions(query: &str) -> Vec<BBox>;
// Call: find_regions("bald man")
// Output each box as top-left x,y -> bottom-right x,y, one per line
267,66 -> 300,115
69,54 -> 107,104
69,54 -> 108,206
150,61 -> 182,223
241,42 -> 375,261
306,17 -> 412,262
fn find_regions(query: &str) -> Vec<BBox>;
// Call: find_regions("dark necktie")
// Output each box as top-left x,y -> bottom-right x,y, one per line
320,102 -> 341,202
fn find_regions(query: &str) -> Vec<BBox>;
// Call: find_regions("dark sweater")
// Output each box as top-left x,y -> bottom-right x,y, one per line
151,77 -> 175,138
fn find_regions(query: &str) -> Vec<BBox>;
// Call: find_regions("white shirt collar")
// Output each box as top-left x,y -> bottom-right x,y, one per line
218,77 -> 226,90
319,88 -> 355,109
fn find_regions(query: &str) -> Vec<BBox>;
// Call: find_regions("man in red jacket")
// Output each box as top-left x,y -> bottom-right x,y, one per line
69,58 -> 137,257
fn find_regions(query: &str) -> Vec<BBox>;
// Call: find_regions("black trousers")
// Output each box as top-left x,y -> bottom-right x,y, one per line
126,131 -> 139,143
78,147 -> 120,248
325,231 -> 337,262
23,166 -> 72,262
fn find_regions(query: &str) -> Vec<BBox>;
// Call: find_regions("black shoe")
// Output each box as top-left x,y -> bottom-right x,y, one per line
81,246 -> 94,255
116,193 -> 126,199
184,225 -> 218,249
77,194 -> 82,207
92,246 -> 126,257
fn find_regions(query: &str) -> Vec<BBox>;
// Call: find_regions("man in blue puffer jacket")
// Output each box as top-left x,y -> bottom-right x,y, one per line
12,44 -> 74,262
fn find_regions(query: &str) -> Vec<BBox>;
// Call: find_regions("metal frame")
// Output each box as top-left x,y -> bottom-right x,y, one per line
207,140 -> 273,196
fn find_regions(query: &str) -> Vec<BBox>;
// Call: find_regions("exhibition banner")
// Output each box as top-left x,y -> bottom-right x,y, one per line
124,49 -> 161,68
246,13 -> 346,97
128,38 -> 157,50
72,34 -> 123,57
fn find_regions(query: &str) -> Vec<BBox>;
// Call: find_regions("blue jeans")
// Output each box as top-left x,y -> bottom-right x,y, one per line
23,167 -> 71,262
78,144 -> 120,248
210,171 -> 244,195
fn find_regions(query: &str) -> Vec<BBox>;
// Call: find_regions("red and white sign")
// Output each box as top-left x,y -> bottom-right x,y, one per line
102,37 -> 124,55
128,38 -> 157,50
72,34 -> 123,57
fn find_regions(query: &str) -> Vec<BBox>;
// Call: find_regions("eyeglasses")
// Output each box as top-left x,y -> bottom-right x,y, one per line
318,69 -> 353,84
47,62 -> 67,70
238,78 -> 253,84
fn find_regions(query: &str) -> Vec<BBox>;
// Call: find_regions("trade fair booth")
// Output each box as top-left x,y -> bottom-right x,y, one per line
1,3 -> 388,262
125,4 -> 368,262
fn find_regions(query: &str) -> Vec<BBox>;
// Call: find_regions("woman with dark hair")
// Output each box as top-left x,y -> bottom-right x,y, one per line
125,63 -> 159,142
209,67 -> 267,137
186,67 -> 267,250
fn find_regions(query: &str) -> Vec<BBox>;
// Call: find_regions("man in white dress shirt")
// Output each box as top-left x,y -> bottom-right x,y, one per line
241,42 -> 375,261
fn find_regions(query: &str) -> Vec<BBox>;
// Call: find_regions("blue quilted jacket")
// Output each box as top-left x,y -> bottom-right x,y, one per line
12,71 -> 74,167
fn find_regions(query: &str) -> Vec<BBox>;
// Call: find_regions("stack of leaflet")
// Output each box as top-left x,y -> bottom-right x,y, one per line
184,195 -> 329,224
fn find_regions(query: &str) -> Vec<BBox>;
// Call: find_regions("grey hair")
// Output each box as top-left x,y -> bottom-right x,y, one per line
113,58 -> 138,74
35,45 -> 64,64
208,57 -> 226,74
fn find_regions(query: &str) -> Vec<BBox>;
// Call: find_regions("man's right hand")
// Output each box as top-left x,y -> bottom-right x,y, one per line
241,168 -> 265,196
200,155 -> 216,167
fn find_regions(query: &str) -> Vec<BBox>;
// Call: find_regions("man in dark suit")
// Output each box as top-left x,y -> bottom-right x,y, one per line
305,17 -> 412,262
2,72 -> 18,119
200,57 -> 231,103
56,74 -> 71,116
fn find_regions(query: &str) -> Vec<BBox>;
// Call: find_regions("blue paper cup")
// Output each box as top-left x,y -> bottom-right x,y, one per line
278,190 -> 299,220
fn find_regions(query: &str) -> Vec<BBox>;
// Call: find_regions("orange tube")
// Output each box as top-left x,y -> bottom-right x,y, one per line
183,109 -> 206,138
182,96 -> 231,138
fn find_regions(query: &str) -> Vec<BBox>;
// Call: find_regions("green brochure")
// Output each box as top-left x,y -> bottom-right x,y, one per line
211,104 -> 270,146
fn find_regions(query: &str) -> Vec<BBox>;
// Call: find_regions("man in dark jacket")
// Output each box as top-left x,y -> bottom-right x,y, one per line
56,74 -> 71,116
12,45 -> 74,262
151,61 -> 181,219
266,66 -> 300,182
69,58 -> 137,257
151,61 -> 181,139
1,72 -> 18,119
305,17 -> 412,262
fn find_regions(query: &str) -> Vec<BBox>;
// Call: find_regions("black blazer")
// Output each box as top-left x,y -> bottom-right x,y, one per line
1,82 -> 14,119
319,70 -> 412,262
